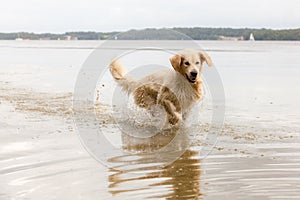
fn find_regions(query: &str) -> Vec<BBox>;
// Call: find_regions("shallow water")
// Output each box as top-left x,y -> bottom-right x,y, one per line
0,40 -> 300,199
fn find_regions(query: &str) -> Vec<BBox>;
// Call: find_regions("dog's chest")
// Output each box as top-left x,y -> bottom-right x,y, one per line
171,80 -> 197,112
150,70 -> 199,112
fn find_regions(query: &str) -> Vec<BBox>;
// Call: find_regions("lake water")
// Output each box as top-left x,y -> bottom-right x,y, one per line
0,40 -> 300,199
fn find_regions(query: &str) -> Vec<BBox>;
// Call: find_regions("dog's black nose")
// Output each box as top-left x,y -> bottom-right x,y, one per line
190,71 -> 198,77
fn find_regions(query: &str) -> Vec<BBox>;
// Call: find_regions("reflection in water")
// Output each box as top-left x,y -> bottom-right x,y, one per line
108,128 -> 202,200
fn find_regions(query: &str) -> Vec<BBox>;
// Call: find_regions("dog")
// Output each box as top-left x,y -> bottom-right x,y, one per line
110,49 -> 213,128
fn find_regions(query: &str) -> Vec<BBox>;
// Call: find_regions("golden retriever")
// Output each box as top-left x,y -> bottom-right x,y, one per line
110,49 -> 212,128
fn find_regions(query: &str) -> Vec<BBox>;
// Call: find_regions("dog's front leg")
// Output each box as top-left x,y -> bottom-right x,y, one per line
157,87 -> 182,129
159,98 -> 182,129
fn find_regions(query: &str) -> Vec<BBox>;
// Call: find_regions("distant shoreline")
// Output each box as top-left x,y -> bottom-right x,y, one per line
1,27 -> 300,41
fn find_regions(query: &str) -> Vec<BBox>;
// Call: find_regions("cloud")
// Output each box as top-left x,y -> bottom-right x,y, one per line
0,0 -> 299,33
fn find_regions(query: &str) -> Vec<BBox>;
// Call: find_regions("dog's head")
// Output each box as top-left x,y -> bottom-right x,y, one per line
169,49 -> 213,84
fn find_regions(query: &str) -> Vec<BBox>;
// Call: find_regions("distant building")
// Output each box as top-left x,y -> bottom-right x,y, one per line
15,38 -> 30,41
64,35 -> 71,40
64,35 -> 78,40
218,36 -> 244,41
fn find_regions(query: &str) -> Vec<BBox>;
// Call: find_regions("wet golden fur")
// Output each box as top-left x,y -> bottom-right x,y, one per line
110,49 -> 212,127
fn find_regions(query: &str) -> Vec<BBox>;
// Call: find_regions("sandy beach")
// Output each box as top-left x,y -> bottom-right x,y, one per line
0,40 -> 300,199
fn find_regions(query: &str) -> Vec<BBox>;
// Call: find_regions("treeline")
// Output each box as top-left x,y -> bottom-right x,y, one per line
1,27 -> 300,40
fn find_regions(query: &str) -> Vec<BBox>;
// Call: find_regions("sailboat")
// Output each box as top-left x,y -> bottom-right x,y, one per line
249,33 -> 255,41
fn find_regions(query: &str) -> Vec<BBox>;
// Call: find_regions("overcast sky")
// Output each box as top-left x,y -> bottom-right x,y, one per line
0,0 -> 299,33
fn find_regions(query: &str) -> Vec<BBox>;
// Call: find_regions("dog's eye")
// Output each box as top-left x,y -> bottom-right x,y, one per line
195,61 -> 200,65
184,62 -> 190,66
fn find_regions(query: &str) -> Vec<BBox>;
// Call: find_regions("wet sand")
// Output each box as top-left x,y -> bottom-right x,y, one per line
1,40 -> 300,199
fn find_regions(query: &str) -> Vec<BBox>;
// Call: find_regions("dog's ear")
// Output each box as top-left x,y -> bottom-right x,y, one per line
170,54 -> 182,71
198,51 -> 213,67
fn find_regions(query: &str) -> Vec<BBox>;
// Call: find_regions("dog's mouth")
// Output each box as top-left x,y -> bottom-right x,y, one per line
185,74 -> 196,84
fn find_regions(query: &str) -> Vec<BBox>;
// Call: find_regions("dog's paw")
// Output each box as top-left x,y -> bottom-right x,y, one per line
168,112 -> 182,125
162,122 -> 172,130
162,112 -> 182,130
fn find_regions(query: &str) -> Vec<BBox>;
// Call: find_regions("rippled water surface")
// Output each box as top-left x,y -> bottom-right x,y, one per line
0,40 -> 300,199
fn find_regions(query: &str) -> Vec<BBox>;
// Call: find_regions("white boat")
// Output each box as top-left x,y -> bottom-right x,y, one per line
249,33 -> 255,41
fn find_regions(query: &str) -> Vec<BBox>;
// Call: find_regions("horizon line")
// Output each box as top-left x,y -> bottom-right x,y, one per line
0,26 -> 299,34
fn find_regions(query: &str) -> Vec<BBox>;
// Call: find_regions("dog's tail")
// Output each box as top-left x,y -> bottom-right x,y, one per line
110,60 -> 137,94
